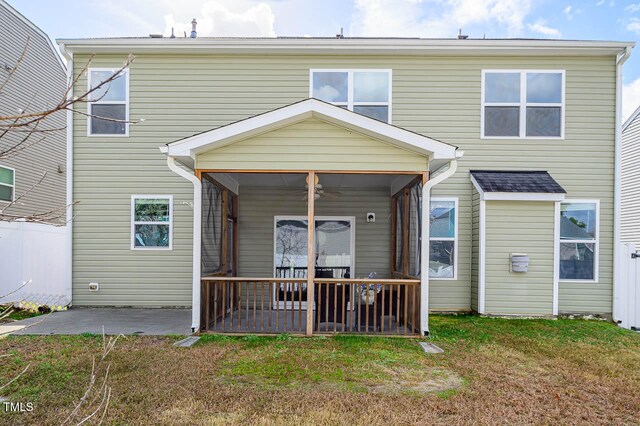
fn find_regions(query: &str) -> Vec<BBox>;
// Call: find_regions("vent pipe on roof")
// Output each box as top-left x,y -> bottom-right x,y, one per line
457,29 -> 468,39
190,19 -> 197,38
170,27 -> 175,39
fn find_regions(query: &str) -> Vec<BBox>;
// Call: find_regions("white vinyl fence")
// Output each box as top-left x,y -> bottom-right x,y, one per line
0,221 -> 69,306
615,243 -> 640,330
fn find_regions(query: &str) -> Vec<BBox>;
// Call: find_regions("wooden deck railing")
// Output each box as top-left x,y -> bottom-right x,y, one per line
313,278 -> 420,335
201,276 -> 420,336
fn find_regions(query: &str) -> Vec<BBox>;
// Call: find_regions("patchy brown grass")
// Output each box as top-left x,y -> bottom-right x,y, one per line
1,316 -> 639,425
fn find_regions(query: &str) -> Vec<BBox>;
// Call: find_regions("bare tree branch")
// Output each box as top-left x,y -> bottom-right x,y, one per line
0,36 -> 30,95
0,173 -> 47,213
0,364 -> 31,392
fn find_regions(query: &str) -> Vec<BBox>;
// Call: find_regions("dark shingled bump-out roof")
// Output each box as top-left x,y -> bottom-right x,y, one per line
470,171 -> 566,194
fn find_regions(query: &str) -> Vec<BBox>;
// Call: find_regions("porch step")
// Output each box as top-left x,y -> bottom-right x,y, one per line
173,336 -> 200,347
419,342 -> 444,354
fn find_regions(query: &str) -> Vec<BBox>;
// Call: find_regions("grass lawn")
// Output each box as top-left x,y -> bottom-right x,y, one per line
1,315 -> 639,425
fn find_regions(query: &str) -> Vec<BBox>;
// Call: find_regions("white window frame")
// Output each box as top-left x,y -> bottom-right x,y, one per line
309,69 -> 393,123
0,164 -> 15,203
429,197 -> 458,281
556,199 -> 599,283
87,68 -> 130,137
481,69 -> 565,140
131,195 -> 173,250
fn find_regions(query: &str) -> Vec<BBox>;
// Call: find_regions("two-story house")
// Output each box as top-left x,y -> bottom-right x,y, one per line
57,35 -> 633,336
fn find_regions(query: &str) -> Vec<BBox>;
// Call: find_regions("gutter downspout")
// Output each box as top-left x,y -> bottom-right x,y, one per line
420,152 -> 462,336
613,45 -> 632,324
165,156 -> 202,332
60,43 -> 73,305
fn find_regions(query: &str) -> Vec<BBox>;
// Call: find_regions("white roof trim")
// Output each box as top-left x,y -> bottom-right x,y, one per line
471,175 -> 566,202
1,0 -> 66,71
162,99 -> 458,162
57,38 -> 634,57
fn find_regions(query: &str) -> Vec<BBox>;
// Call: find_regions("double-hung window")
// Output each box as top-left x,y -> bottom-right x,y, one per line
88,69 -> 129,136
482,70 -> 564,138
0,165 -> 15,202
310,69 -> 391,123
131,196 -> 173,250
559,201 -> 598,281
429,198 -> 457,279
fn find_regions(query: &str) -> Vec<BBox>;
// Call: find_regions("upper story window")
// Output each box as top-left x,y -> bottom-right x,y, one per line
0,165 -> 15,202
88,69 -> 129,136
482,70 -> 564,139
310,70 -> 392,123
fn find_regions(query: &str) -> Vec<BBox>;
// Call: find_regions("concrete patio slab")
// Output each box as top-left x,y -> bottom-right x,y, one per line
9,307 -> 192,336
0,324 -> 25,338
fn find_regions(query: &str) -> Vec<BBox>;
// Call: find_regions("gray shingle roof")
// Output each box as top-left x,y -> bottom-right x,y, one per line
470,170 -> 566,193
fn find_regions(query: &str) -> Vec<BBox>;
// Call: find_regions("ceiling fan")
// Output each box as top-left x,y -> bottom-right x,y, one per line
287,175 -> 342,200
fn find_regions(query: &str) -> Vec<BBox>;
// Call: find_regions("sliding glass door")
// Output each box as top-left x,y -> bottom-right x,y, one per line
273,216 -> 355,309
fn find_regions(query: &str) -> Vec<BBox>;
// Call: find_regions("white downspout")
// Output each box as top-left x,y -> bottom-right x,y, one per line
420,153 -> 462,336
166,156 -> 202,332
613,46 -> 632,323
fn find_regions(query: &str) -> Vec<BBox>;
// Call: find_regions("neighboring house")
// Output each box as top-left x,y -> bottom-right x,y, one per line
0,0 -> 66,220
57,35 -> 633,336
0,0 -> 67,305
622,105 -> 640,247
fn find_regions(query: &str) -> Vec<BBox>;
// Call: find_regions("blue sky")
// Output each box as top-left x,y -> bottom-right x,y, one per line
8,0 -> 640,119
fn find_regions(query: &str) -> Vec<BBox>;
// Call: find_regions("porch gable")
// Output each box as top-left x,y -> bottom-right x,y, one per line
161,98 -> 459,172
195,117 -> 429,172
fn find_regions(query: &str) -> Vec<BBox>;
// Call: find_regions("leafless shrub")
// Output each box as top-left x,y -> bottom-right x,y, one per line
61,328 -> 124,425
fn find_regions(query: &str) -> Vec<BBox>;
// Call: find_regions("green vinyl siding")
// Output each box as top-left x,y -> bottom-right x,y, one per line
484,201 -> 555,315
71,52 -> 616,311
195,117 -> 427,171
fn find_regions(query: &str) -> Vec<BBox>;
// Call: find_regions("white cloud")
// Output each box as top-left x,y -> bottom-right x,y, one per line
625,3 -> 640,13
623,77 -> 640,122
527,20 -> 562,38
350,0 -> 531,38
564,5 -> 572,19
596,0 -> 604,5
163,0 -> 275,37
627,17 -> 640,34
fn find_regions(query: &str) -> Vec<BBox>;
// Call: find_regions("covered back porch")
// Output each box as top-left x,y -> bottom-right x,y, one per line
161,99 -> 461,336
198,170 -> 425,336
